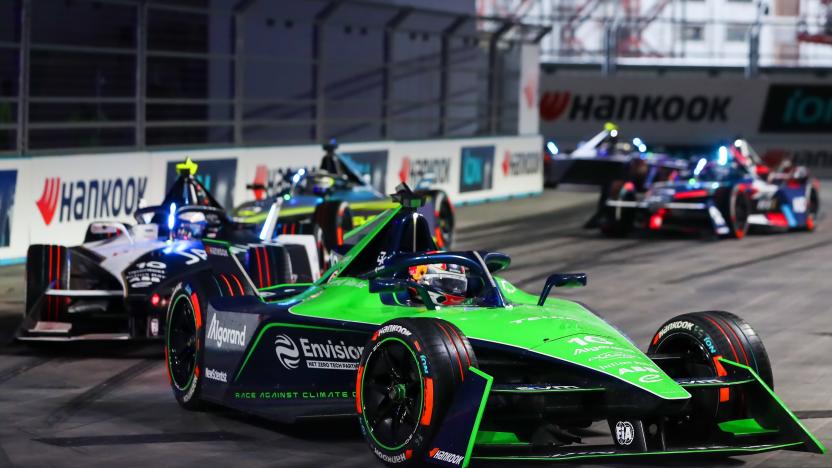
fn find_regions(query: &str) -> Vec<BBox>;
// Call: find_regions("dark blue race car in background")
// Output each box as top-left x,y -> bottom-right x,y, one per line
600,139 -> 821,239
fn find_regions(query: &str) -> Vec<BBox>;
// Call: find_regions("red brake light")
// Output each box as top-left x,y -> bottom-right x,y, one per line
673,190 -> 708,200
150,294 -> 161,307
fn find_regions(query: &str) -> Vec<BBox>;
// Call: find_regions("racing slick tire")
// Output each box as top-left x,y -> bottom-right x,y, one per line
647,311 -> 773,435
357,318 -> 477,466
715,186 -> 751,239
165,279 -> 218,411
600,182 -> 636,237
418,190 -> 455,249
314,200 -> 353,264
804,185 -> 820,232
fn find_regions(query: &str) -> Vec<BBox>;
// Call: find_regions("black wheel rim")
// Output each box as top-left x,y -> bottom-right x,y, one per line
168,295 -> 198,391
361,338 -> 422,450
654,334 -> 714,379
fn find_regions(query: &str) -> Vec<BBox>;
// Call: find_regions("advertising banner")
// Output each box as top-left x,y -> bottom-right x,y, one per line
26,153 -> 151,246
539,71 -> 832,176
0,135 -> 542,262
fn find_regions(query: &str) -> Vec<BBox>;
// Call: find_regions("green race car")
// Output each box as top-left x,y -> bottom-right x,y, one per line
165,185 -> 825,466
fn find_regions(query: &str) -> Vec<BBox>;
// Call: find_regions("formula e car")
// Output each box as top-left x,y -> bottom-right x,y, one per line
544,123 -> 686,189
600,139 -> 821,238
19,160 -> 319,342
233,141 -> 455,266
164,184 -> 824,466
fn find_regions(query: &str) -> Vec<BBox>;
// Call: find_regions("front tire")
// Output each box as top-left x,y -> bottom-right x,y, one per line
357,318 -> 476,466
166,283 -> 209,410
716,186 -> 750,239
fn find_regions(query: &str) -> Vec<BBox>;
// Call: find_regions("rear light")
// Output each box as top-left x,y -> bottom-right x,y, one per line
673,189 -> 708,200
150,293 -> 161,307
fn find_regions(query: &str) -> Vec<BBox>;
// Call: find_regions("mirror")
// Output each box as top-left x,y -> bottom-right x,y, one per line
369,277 -> 436,310
538,273 -> 587,306
482,252 -> 511,274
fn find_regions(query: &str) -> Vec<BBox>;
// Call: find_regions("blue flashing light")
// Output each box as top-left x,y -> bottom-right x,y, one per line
693,157 -> 707,176
167,203 -> 176,231
546,141 -> 559,155
718,146 -> 729,165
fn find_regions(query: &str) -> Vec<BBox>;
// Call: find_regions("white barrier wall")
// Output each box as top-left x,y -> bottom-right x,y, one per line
0,135 -> 543,262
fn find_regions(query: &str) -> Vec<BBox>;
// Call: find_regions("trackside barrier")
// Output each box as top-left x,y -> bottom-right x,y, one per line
0,135 -> 543,262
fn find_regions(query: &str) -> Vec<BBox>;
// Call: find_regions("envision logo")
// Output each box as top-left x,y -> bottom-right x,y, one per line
35,176 -> 148,226
206,313 -> 247,349
539,90 -> 731,123
275,334 -> 301,369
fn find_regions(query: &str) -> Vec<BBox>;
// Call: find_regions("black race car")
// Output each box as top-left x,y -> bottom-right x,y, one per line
19,159 -> 319,341
234,141 -> 455,267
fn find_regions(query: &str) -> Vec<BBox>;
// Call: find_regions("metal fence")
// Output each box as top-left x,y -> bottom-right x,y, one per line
0,0 -> 548,157
505,0 -> 832,71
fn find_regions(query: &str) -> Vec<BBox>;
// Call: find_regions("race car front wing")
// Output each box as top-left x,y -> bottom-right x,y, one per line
423,359 -> 825,467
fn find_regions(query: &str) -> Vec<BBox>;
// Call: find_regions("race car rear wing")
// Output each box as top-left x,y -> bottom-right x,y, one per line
423,358 -> 825,467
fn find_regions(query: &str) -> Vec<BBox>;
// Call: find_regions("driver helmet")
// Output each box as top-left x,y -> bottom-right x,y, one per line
408,263 -> 468,306
175,211 -> 207,239
311,173 -> 335,195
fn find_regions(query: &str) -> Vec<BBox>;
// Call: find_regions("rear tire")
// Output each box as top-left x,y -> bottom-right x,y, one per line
357,318 -> 476,466
418,190 -> 455,249
600,182 -> 635,237
805,186 -> 819,232
314,201 -> 353,266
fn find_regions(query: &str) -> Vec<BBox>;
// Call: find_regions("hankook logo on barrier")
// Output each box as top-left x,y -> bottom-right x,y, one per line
398,156 -> 451,186
760,84 -> 832,133
501,150 -> 540,177
36,176 -> 148,226
539,91 -> 732,123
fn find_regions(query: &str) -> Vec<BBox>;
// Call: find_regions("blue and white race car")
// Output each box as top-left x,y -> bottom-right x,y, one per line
600,139 -> 820,239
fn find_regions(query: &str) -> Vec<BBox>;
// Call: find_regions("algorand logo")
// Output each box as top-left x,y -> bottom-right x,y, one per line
206,313 -> 247,349
398,157 -> 451,185
36,176 -> 148,226
539,90 -> 731,123
501,150 -> 540,177
275,334 -> 301,369
430,448 -> 464,465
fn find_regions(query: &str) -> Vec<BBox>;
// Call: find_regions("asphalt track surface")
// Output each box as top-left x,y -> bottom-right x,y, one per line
0,186 -> 830,467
